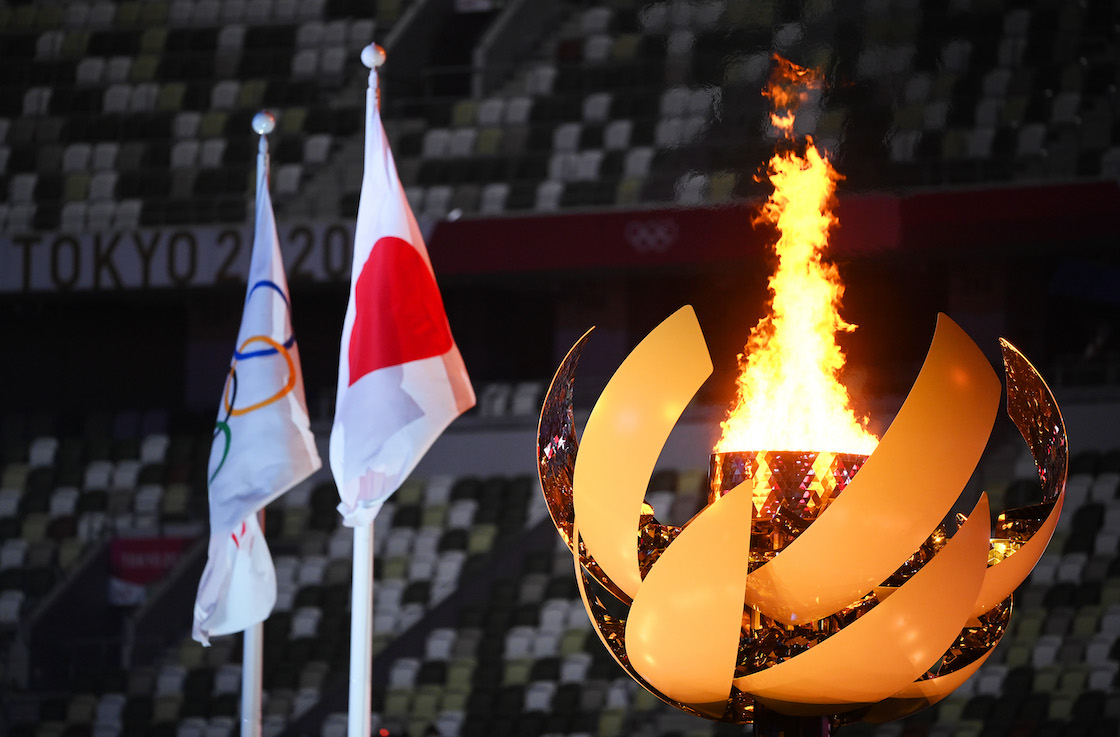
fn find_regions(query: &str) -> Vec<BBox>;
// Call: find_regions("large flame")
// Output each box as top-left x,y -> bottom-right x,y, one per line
715,56 -> 878,455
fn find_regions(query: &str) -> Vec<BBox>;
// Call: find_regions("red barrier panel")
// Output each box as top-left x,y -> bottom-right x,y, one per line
428,181 -> 1120,274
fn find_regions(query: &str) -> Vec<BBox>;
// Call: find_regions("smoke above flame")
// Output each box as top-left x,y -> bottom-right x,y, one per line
715,56 -> 878,455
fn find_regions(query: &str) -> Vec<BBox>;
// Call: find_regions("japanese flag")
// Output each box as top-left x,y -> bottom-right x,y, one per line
329,66 -> 475,527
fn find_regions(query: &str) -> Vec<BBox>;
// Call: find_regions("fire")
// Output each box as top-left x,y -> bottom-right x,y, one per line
715,56 -> 877,455
764,54 -> 814,135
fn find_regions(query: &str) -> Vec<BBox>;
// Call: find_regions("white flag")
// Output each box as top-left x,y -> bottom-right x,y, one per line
193,138 -> 322,645
330,67 -> 475,528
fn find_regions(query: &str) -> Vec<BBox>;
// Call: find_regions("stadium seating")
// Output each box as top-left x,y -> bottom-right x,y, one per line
0,0 -> 391,232
3,1 -> 1120,736
3,402 -> 1120,737
378,0 -> 1120,219
3,0 -> 1120,234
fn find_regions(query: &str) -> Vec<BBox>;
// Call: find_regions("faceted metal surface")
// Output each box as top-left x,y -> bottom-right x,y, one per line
536,326 -> 635,605
972,339 -> 1068,616
1001,339 -> 1067,504
930,597 -> 1013,678
708,451 -> 867,573
710,450 -> 867,520
536,327 -> 588,550
636,512 -> 682,579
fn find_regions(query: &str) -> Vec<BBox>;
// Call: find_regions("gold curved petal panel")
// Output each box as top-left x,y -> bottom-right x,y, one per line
744,314 -> 1001,624
625,480 -> 754,714
860,641 -> 1000,723
734,494 -> 992,711
569,528 -> 713,722
573,306 -> 713,599
537,327 -> 594,550
973,497 -> 1062,616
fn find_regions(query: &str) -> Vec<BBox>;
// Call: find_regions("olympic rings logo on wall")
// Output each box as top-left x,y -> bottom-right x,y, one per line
624,219 -> 680,254
209,279 -> 297,484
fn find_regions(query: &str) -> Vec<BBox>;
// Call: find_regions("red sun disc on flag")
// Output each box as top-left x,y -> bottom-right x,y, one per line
348,236 -> 454,386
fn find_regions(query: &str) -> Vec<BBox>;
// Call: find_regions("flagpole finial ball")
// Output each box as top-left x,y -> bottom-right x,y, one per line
252,111 -> 276,135
361,44 -> 386,69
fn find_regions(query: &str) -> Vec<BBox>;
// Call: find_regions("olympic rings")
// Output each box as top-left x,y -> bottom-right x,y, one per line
234,280 -> 295,360
222,334 -> 297,417
209,279 -> 300,485
210,421 -> 232,483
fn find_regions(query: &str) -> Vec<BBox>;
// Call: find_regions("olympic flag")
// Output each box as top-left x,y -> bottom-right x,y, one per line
193,118 -> 321,647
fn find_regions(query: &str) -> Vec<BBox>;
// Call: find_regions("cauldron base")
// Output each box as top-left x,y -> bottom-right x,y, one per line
753,705 -> 833,737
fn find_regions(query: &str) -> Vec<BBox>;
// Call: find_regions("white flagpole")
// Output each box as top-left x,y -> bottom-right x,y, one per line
347,44 -> 387,737
240,111 -> 276,737
348,522 -> 375,737
241,596 -> 264,737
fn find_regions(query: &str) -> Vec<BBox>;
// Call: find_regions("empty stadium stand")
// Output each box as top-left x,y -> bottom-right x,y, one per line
3,1 -> 1120,736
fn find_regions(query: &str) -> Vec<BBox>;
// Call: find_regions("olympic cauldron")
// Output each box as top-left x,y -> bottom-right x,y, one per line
537,307 -> 1066,728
